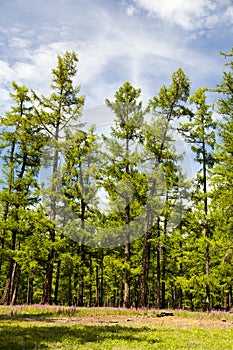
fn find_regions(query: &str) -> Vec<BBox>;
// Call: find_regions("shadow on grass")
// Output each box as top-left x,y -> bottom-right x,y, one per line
0,312 -> 58,321
0,322 -> 160,349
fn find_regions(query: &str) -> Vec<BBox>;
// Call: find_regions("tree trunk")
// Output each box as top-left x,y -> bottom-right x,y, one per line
203,138 -> 210,311
120,281 -> 124,307
100,249 -> 104,307
113,275 -> 116,307
0,135 -> 16,272
78,196 -> 86,307
151,247 -> 156,307
0,203 -> 9,272
68,273 -> 72,306
178,221 -> 183,309
178,286 -> 183,310
95,265 -> 99,306
27,275 -> 33,305
41,126 -> 59,304
41,252 -> 54,305
124,236 -> 131,308
139,230 -> 151,307
54,260 -> 61,305
124,245 -> 131,308
161,196 -> 169,309
124,189 -> 131,307
11,263 -> 21,305
78,243 -> 85,306
0,230 -> 17,305
156,218 -> 161,308
89,252 -> 92,307
161,245 -> 166,309
138,206 -> 152,307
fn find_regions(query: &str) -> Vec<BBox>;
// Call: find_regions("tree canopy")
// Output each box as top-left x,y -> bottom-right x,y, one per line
0,49 -> 232,311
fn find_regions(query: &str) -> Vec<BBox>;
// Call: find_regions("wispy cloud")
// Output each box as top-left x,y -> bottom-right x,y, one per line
0,0 -> 231,115
132,0 -> 232,30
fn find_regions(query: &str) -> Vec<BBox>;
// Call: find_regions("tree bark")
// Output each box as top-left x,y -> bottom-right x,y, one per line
0,230 -> 17,305
124,200 -> 131,308
41,250 -> 54,305
41,126 -> 59,304
161,215 -> 168,309
95,265 -> 99,307
54,260 -> 61,305
203,138 -> 211,311
124,239 -> 131,308
138,229 -> 151,307
156,218 -> 161,308
89,252 -> 92,307
78,243 -> 85,306
11,263 -> 21,305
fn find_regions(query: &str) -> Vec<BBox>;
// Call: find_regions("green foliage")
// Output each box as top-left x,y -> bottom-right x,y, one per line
0,49 -> 233,311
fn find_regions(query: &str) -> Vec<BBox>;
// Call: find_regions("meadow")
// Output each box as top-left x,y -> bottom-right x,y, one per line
0,305 -> 233,349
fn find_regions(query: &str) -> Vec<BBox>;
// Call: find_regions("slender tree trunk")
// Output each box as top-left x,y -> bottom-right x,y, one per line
78,194 -> 86,306
0,138 -> 15,274
0,230 -> 17,305
161,215 -> 168,309
27,275 -> 30,305
113,275 -> 117,307
41,230 -> 55,305
95,265 -> 99,306
123,136 -> 131,308
161,245 -> 166,309
178,252 -> 183,309
124,201 -> 131,308
68,273 -> 72,306
78,243 -> 85,306
139,208 -> 151,307
120,281 -> 124,307
178,197 -> 183,309
0,203 -> 9,272
139,233 -> 151,307
156,218 -> 161,308
124,238 -> 131,308
205,243 -> 210,311
27,274 -> 33,305
172,286 -> 176,309
41,221 -> 56,304
89,252 -> 92,307
41,127 -> 59,304
11,263 -> 21,305
100,249 -> 104,307
10,261 -> 17,303
54,260 -> 61,305
203,139 -> 210,311
228,284 -> 232,311
151,247 -> 156,307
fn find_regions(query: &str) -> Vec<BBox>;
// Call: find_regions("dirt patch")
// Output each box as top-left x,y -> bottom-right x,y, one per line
41,314 -> 233,329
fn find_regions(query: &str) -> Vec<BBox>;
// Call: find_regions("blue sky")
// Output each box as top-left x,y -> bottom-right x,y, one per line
0,0 -> 232,113
0,0 -> 231,239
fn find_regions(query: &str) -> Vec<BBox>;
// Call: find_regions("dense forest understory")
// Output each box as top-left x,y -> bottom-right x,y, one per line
0,49 -> 232,311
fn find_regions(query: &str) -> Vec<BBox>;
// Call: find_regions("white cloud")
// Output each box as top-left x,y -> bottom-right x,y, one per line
133,0 -> 229,30
126,5 -> 137,16
9,37 -> 31,49
0,60 -> 14,84
224,5 -> 233,22
0,0 -> 229,115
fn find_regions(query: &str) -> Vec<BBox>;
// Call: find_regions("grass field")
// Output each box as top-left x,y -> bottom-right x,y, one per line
0,305 -> 233,349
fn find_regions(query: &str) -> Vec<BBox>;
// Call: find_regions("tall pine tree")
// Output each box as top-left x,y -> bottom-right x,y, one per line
33,51 -> 85,304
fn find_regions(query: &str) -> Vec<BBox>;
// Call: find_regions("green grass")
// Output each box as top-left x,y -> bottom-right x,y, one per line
1,320 -> 233,350
0,306 -> 233,349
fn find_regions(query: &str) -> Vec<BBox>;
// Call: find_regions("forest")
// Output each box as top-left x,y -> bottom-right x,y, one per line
0,48 -> 232,312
